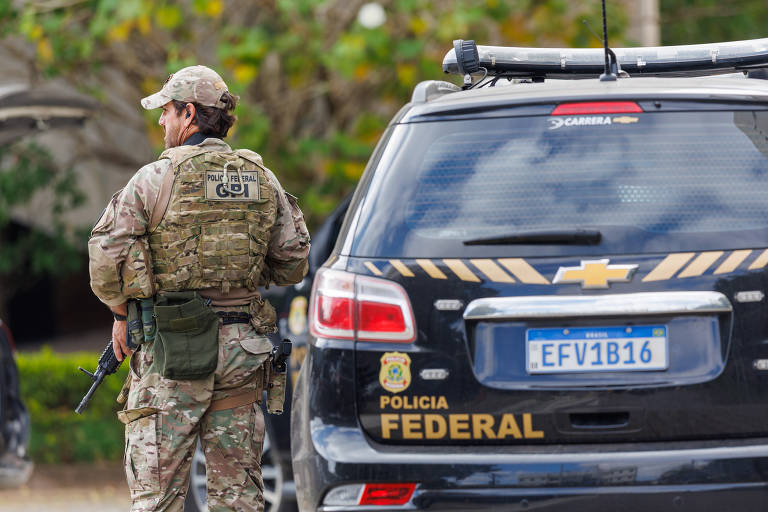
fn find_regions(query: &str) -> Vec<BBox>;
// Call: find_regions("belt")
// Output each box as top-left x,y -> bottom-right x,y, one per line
216,312 -> 251,325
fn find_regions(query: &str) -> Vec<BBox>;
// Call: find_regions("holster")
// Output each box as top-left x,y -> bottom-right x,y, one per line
263,355 -> 287,415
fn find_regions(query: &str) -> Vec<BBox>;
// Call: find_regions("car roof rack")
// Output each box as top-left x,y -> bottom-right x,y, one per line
443,38 -> 768,80
410,80 -> 461,103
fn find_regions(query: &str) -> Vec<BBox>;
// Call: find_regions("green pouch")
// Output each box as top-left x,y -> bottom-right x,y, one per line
153,291 -> 219,380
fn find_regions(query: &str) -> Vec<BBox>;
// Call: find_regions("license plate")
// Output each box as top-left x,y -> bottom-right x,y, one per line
526,325 -> 668,374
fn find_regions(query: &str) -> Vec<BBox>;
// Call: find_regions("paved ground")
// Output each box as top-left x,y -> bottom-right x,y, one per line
0,462 -> 130,511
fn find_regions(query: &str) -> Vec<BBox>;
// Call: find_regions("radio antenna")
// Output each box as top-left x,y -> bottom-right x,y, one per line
599,0 -> 617,81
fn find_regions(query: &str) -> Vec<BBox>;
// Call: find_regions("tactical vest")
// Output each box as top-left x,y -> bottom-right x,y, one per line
147,145 -> 277,294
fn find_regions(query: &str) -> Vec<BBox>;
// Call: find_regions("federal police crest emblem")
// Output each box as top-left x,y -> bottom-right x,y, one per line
379,352 -> 411,394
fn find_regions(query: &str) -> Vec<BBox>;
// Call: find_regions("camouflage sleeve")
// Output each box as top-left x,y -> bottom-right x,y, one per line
263,169 -> 310,286
88,159 -> 171,306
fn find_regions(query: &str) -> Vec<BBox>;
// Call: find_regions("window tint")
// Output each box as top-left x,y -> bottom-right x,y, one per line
351,110 -> 768,258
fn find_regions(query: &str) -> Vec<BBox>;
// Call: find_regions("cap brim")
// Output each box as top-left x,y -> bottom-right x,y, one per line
141,91 -> 173,110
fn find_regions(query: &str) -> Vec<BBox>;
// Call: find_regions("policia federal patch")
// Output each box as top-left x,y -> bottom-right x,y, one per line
205,170 -> 261,201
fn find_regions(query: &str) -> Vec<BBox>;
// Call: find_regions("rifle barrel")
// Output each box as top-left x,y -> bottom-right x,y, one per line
75,374 -> 104,414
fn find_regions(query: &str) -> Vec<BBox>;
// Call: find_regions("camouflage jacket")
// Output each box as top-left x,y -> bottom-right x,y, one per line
88,138 -> 310,307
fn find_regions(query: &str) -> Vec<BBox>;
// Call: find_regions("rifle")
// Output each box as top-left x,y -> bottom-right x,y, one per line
75,341 -> 122,414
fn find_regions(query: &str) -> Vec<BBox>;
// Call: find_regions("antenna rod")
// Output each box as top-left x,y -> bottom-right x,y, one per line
602,0 -> 609,71
599,0 -> 617,81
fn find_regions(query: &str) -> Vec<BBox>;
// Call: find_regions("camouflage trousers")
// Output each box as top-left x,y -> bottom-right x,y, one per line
120,306 -> 272,512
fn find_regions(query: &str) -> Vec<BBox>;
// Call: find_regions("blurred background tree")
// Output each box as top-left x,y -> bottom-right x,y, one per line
660,0 -> 768,44
4,0 -> 767,344
0,142 -> 85,320
0,0 -> 626,230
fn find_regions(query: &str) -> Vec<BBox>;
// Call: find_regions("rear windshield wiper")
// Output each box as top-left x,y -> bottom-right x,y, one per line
463,229 -> 602,246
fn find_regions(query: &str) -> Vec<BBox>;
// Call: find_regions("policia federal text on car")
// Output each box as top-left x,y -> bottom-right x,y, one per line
86,65 -> 310,512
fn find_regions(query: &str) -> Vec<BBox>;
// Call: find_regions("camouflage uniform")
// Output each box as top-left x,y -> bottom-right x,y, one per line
88,66 -> 309,512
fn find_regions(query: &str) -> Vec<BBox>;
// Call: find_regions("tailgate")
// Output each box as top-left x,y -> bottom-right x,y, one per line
352,252 -> 768,445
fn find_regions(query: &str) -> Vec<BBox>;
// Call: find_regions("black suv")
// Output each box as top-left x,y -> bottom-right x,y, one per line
291,38 -> 768,511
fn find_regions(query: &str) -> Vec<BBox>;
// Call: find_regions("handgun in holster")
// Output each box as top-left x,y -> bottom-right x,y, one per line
263,339 -> 291,415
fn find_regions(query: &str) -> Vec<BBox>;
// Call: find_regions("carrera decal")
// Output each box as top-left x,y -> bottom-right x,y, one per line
379,412 -> 544,440
379,352 -> 411,394
548,116 -> 612,130
205,170 -> 261,201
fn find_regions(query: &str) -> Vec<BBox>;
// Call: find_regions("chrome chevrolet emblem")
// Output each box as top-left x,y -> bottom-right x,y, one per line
553,259 -> 638,289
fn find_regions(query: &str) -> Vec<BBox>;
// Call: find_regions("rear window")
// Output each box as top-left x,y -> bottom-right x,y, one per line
351,108 -> 768,258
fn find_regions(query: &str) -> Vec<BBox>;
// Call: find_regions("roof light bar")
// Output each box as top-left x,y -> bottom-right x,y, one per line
443,38 -> 768,79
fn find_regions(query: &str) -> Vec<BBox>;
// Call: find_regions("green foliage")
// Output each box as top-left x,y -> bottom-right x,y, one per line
661,1 -> 768,44
16,347 -> 129,463
0,143 -> 85,277
0,0 -> 628,228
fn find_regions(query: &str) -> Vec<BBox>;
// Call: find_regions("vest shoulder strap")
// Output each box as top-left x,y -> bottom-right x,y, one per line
234,149 -> 268,171
149,159 -> 176,232
159,146 -> 209,169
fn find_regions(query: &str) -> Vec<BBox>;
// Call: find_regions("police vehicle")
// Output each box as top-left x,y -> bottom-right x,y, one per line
291,36 -> 768,511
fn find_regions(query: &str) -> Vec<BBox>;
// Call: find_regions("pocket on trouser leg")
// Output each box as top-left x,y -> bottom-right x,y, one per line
123,409 -> 161,494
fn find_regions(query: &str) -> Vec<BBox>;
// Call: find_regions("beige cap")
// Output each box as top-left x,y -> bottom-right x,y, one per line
141,65 -> 229,110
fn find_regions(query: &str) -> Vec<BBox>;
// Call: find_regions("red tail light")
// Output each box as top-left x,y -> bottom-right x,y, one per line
359,483 -> 416,506
552,101 -> 643,115
310,269 -> 416,342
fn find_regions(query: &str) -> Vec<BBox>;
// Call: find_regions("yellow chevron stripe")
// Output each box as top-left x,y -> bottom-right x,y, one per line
748,249 -> 768,270
642,253 -> 695,282
364,261 -> 383,276
389,259 -> 415,277
470,259 -> 515,283
416,259 -> 447,279
497,258 -> 550,284
677,251 -> 724,278
714,250 -> 752,275
443,259 -> 482,282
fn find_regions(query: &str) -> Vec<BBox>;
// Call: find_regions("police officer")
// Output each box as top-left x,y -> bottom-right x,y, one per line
88,65 -> 310,511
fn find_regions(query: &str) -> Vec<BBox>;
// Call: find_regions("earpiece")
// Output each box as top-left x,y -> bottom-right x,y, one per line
185,109 -> 191,119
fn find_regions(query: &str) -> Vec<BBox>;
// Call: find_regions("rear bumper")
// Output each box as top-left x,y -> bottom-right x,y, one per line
291,342 -> 768,511
294,418 -> 768,512
318,484 -> 768,511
